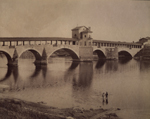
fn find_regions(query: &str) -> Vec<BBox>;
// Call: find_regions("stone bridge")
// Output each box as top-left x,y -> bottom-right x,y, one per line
0,26 -> 143,66
0,37 -> 142,66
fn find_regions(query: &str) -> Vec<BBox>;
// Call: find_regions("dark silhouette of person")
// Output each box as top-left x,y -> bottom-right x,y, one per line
106,98 -> 108,105
102,93 -> 105,105
102,93 -> 105,99
102,98 -> 105,105
105,92 -> 108,99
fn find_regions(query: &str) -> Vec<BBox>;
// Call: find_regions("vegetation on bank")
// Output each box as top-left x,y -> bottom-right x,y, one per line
0,98 -> 121,119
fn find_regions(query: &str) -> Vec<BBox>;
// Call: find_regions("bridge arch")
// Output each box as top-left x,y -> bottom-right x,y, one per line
0,50 -> 12,65
93,49 -> 106,59
48,48 -> 79,60
118,50 -> 132,58
18,48 -> 42,61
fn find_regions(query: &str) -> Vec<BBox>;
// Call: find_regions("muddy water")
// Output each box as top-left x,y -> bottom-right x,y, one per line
0,57 -> 150,119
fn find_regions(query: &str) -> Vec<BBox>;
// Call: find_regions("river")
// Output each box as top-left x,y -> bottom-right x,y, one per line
0,56 -> 150,119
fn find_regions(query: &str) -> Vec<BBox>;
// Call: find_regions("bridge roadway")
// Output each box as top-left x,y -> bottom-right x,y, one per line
0,37 -> 142,66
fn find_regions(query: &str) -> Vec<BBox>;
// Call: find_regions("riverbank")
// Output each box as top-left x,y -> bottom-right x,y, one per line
0,97 -> 121,119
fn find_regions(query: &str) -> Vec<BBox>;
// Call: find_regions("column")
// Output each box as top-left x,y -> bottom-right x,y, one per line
3,41 -> 5,46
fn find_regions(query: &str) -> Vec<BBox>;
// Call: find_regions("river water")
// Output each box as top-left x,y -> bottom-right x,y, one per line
0,56 -> 150,119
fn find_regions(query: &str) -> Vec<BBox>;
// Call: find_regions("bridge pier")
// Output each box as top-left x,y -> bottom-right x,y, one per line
34,60 -> 42,65
34,48 -> 48,65
105,47 -> 118,60
77,47 -> 93,62
34,60 -> 48,65
7,49 -> 18,67
7,59 -> 18,67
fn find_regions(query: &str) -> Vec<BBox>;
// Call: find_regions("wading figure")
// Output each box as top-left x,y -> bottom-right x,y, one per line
105,92 -> 108,99
102,93 -> 105,99
102,93 -> 105,105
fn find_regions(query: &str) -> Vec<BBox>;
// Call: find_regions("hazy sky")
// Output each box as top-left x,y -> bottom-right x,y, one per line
0,0 -> 150,42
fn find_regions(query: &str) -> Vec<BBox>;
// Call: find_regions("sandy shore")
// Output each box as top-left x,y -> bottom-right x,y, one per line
0,97 -> 121,119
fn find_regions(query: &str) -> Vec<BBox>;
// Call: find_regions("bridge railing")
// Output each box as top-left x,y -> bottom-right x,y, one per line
0,38 -> 143,49
92,41 -> 142,49
0,39 -> 78,47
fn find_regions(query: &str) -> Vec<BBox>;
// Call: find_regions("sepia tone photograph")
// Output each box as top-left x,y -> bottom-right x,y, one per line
0,0 -> 150,119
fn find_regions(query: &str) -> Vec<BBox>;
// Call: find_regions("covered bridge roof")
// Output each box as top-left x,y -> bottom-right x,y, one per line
0,37 -> 78,42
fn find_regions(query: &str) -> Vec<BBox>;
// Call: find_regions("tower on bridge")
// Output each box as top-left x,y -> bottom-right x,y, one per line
72,26 -> 93,61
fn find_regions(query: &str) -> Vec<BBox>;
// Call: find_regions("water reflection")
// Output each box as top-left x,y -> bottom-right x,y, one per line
140,60 -> 150,71
12,67 -> 19,83
68,61 -> 79,70
72,62 -> 93,89
41,65 -> 47,79
95,59 -> 106,69
0,66 -> 19,83
106,98 -> 108,105
105,60 -> 118,72
30,65 -> 41,78
119,57 -> 132,64
30,65 -> 47,79
64,61 -> 79,82
0,58 -> 150,119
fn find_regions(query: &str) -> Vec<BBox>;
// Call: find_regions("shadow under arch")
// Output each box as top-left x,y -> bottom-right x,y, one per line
0,50 -> 12,65
19,49 -> 42,60
48,48 -> 79,60
19,49 -> 42,61
95,59 -> 106,69
118,51 -> 132,58
93,50 -> 106,59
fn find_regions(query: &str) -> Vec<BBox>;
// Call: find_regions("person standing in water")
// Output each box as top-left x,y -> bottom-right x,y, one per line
102,93 -> 105,99
105,92 -> 108,99
102,93 -> 105,105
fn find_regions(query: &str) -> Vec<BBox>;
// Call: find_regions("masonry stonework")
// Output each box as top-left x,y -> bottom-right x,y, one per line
79,47 -> 93,61
105,47 -> 118,59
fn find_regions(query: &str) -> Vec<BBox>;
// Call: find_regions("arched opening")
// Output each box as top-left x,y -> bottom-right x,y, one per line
20,49 -> 42,61
118,51 -> 132,63
93,50 -> 106,60
49,48 -> 79,60
118,51 -> 132,59
19,49 -> 42,66
0,51 -> 12,66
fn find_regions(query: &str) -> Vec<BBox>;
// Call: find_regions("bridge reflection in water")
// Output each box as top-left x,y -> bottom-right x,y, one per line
0,57 -> 140,90
0,66 -> 19,83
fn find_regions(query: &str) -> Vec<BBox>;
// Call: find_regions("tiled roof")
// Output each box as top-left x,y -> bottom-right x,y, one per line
72,26 -> 87,30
